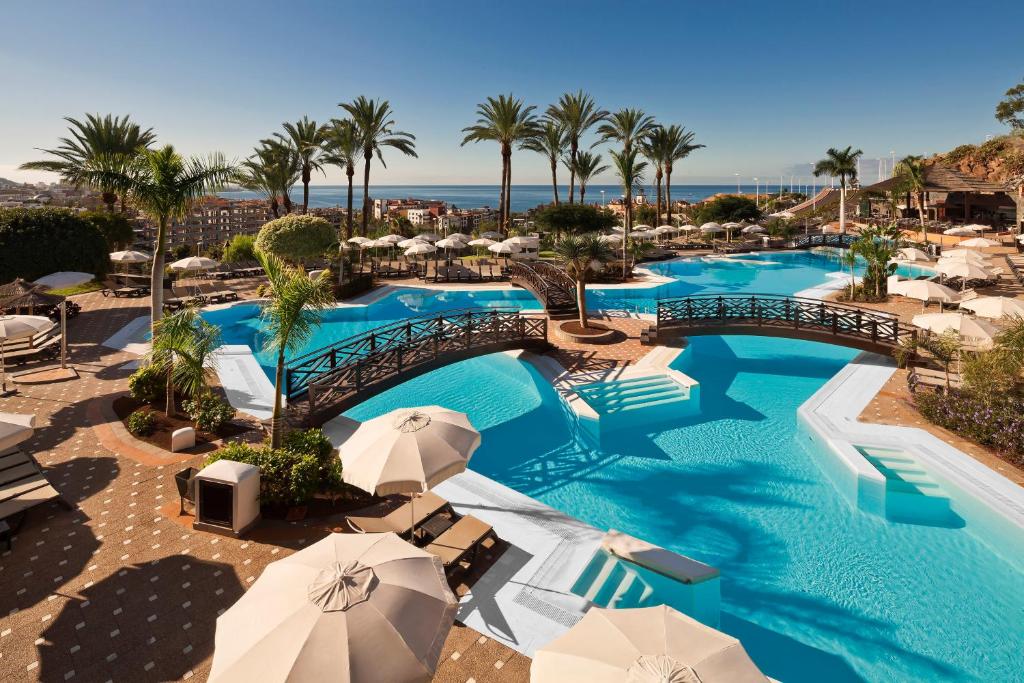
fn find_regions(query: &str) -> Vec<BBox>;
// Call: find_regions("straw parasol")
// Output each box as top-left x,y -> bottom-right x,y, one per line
957,237 -> 1000,248
532,605 -> 768,683
912,312 -> 999,349
958,296 -> 1024,319
209,532 -> 457,683
0,315 -> 54,393
340,407 -> 480,539
896,280 -> 962,310
895,247 -> 931,262
0,279 -> 63,313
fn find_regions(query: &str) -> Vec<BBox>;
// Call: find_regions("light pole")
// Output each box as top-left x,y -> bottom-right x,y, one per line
890,150 -> 895,178
601,189 -> 606,207
734,173 -> 740,194
754,177 -> 759,208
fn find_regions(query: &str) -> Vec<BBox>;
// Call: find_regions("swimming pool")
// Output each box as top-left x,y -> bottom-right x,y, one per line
344,343 -> 1024,683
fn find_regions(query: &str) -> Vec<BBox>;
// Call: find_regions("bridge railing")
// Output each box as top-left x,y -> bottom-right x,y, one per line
655,294 -> 916,347
507,261 -> 577,311
284,308 -> 547,411
790,233 -> 857,249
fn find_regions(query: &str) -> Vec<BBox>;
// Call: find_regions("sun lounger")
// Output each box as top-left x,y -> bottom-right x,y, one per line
423,514 -> 495,569
171,286 -> 205,306
346,491 -> 452,537
3,331 -> 61,364
198,283 -> 238,303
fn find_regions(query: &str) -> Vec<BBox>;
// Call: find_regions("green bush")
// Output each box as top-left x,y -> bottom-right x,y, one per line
222,234 -> 257,263
282,428 -> 341,489
533,203 -> 617,237
945,144 -> 977,164
81,211 -> 134,250
255,215 -> 336,264
182,394 -> 236,432
126,409 -> 156,437
691,195 -> 762,225
128,364 -> 166,404
0,207 -> 109,283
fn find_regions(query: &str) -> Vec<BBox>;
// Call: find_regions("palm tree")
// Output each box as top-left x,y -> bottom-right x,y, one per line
894,155 -> 929,244
276,116 -> 326,214
610,148 -> 647,279
813,146 -> 863,234
547,91 -> 608,203
339,97 -> 417,236
662,125 -> 704,225
235,141 -> 300,219
256,250 -> 335,448
569,151 -> 608,205
597,108 -> 659,156
76,145 -> 235,335
553,234 -> 613,329
321,118 -> 361,241
149,306 -> 221,418
640,128 -> 668,222
461,94 -> 539,231
522,120 -> 567,205
20,113 -> 155,213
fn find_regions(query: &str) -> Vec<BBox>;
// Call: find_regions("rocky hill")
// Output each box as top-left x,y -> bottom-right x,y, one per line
932,133 -> 1024,189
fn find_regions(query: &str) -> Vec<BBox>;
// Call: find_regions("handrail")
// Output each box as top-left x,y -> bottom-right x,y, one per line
653,294 -> 916,349
284,308 -> 548,417
790,233 -> 857,249
506,261 -> 578,313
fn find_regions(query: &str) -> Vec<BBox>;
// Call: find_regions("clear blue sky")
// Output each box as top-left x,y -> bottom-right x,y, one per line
3,0 -> 1022,187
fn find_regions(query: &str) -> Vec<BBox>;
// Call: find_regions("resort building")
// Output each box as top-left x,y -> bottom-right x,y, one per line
134,196 -> 271,250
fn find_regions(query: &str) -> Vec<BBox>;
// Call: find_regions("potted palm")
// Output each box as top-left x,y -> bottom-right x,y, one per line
552,233 -> 617,343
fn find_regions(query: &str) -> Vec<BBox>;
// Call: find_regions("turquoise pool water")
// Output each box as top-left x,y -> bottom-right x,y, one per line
344,343 -> 1024,683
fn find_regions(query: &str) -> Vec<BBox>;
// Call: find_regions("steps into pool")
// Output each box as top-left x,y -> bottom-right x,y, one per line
857,446 -> 960,526
572,370 -> 700,436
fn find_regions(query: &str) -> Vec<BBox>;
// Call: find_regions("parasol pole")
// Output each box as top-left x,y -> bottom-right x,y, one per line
60,300 -> 67,369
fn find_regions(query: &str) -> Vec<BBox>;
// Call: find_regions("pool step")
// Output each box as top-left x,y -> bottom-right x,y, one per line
574,373 -> 695,427
856,447 -> 958,526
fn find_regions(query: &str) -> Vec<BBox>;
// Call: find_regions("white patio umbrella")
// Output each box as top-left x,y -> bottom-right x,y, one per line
633,224 -> 652,231
417,232 -> 441,242
378,233 -> 404,244
933,260 -> 995,288
959,296 -> 1024,319
398,237 -> 426,248
340,406 -> 480,539
599,234 -> 623,243
895,247 -> 931,262
679,224 -> 699,232
962,223 -> 991,234
938,249 -> 988,263
488,242 -> 520,254
0,412 -> 34,452
479,230 -> 504,240
656,224 -> 676,233
504,235 -> 537,246
109,250 -> 152,264
700,222 -> 724,234
404,242 -> 437,257
169,256 -> 219,271
434,237 -> 467,250
0,315 -> 54,393
896,280 -> 962,310
209,532 -> 457,683
445,232 -> 470,242
957,237 -> 1000,248
741,224 -> 766,234
467,238 -> 495,248
912,312 -> 999,349
612,225 -> 627,233
532,605 -> 768,683
348,236 -> 373,245
722,222 -> 742,229
32,271 -> 94,289
943,226 -> 977,236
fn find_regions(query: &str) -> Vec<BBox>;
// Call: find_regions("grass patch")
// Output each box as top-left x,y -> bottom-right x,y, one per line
47,280 -> 103,296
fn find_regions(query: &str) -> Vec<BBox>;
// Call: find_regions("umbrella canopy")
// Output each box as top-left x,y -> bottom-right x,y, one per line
0,315 -> 53,341
404,242 -> 437,257
679,225 -> 699,232
741,225 -> 766,234
417,232 -> 441,242
933,260 -> 995,281
0,412 -> 35,453
962,223 -> 991,232
467,238 -> 496,247
656,225 -> 676,232
434,238 -> 466,250
378,234 -> 404,244
109,250 -> 152,263
938,249 -> 988,263
957,237 -> 1000,248
209,532 -> 457,683
398,237 -> 426,248
488,242 -> 521,255
169,256 -> 219,271
943,226 -> 977,236
912,312 -> 999,348
721,222 -> 742,229
348,236 -> 373,245
0,285 -> 63,311
612,225 -> 627,233
532,605 -> 768,683
896,280 -> 961,304
599,234 -> 623,243
446,232 -> 470,241
633,224 -> 652,230
959,296 -> 1024,319
340,406 -> 480,496
700,222 -> 724,234
895,247 -> 931,262
769,210 -> 794,219
32,271 -> 93,289
504,235 -> 538,246
479,230 -> 504,240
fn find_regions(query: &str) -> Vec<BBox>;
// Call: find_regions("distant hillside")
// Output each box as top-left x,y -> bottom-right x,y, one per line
0,177 -> 21,188
932,133 -> 1024,188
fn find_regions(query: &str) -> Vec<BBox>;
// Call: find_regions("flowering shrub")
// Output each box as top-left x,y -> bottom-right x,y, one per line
126,409 -> 156,437
915,390 -> 1024,465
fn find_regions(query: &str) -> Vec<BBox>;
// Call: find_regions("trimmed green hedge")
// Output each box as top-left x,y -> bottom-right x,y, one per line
0,207 -> 110,282
255,214 -> 336,263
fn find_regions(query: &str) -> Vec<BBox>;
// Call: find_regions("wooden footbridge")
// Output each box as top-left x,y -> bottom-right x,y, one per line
506,261 -> 579,319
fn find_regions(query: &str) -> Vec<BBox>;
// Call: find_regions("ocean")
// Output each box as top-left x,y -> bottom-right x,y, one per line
218,183 -> 800,213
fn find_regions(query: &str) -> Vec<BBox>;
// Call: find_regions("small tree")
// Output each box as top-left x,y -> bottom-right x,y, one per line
0,207 -> 109,282
255,214 -> 336,266
222,234 -> 257,263
533,203 -> 616,238
553,233 -> 613,329
692,195 -> 761,224
149,307 -> 221,418
995,78 -> 1024,130
82,210 -> 134,250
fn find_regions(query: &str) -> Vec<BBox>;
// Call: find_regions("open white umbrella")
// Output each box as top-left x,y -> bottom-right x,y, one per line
32,271 -> 94,289
209,532 -> 457,683
109,250 -> 152,264
340,406 -> 480,538
532,605 -> 768,683
943,226 -> 977,236
700,222 -> 724,234
348,236 -> 372,245
0,315 -> 54,393
939,249 -> 988,263
504,235 -> 537,246
959,296 -> 1024,319
957,237 -> 1000,248
896,280 -> 962,310
417,232 -> 441,242
741,224 -> 766,234
600,234 -> 623,243
467,238 -> 495,248
378,234 -> 404,244
434,237 -> 467,250
656,225 -> 676,233
404,242 -> 437,257
169,256 -> 219,271
445,232 -> 470,242
912,312 -> 999,348
933,260 -> 995,287
488,242 -> 521,260
679,224 -> 699,232
479,230 -> 504,240
398,237 -> 426,248
633,224 -> 652,231
612,225 -> 627,233
895,247 -> 931,262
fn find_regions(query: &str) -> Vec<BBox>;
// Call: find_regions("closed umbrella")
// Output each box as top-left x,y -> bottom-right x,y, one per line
0,315 -> 54,393
912,312 -> 999,349
957,237 -> 1000,248
209,532 -> 457,683
959,296 -> 1024,319
532,605 -> 768,683
340,406 -> 480,539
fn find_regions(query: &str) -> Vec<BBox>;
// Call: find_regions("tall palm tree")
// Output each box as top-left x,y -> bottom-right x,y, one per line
522,119 -> 567,205
149,306 -> 221,418
339,97 -> 417,236
276,116 -> 326,214
76,145 -> 235,335
20,113 -> 155,213
569,151 -> 608,205
597,108 -> 659,156
461,94 -> 539,231
235,141 -> 300,218
321,118 -> 361,240
640,128 -> 669,223
813,146 -> 863,234
662,125 -> 704,225
553,234 -> 613,329
894,155 -> 929,244
547,91 -> 608,203
256,250 -> 335,448
610,148 -> 647,279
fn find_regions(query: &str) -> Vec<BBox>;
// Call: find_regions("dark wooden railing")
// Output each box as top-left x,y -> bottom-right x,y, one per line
790,233 -> 858,249
507,261 -> 578,317
648,294 -> 917,354
285,308 -> 549,423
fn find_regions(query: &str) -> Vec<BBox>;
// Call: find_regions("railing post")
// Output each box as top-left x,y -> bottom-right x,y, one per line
355,362 -> 362,392
717,296 -> 725,320
832,312 -> 838,335
434,315 -> 442,358
855,310 -> 861,335
465,312 -> 473,349
330,348 -> 336,370
871,319 -> 878,343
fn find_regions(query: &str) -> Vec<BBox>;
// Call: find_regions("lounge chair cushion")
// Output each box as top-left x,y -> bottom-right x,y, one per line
347,491 -> 449,535
425,515 -> 493,568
